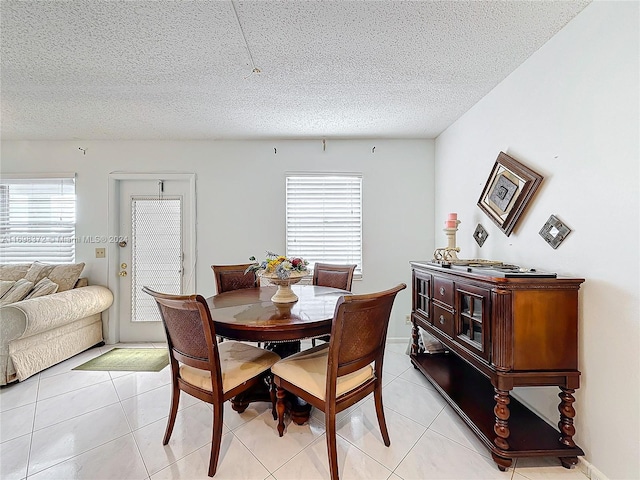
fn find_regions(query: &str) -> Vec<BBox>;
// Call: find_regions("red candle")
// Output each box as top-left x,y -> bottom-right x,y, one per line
445,220 -> 457,228
448,213 -> 457,221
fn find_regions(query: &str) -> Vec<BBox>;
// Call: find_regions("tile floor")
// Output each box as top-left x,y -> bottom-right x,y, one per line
0,341 -> 589,480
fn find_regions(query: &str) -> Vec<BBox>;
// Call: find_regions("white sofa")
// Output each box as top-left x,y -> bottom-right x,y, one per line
0,263 -> 113,386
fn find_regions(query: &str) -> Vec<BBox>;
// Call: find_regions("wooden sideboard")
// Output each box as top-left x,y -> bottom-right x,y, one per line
409,261 -> 584,470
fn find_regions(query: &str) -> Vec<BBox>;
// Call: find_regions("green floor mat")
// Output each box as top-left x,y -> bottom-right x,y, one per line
73,348 -> 169,372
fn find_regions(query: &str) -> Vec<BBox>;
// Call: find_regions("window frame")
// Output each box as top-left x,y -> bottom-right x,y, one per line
0,173 -> 77,264
285,172 -> 363,277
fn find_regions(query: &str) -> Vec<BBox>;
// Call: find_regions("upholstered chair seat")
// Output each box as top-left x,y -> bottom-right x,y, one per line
271,343 -> 373,400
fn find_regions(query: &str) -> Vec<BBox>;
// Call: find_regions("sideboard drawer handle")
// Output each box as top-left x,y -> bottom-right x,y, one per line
439,315 -> 445,325
439,287 -> 445,296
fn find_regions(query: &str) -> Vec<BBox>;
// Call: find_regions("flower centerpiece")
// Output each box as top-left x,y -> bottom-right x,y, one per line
246,251 -> 309,303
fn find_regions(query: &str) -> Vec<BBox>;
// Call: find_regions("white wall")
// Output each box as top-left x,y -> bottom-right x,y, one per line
0,139 -> 435,340
434,2 -> 639,479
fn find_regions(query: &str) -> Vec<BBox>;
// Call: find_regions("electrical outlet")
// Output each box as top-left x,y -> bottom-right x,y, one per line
405,314 -> 411,325
95,248 -> 106,258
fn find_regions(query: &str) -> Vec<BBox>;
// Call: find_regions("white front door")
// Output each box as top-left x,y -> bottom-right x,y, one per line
109,174 -> 195,343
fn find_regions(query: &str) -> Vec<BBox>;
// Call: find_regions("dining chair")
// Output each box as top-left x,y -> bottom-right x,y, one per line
211,263 -> 259,343
142,287 -> 280,477
311,263 -> 357,346
271,283 -> 406,480
211,263 -> 258,294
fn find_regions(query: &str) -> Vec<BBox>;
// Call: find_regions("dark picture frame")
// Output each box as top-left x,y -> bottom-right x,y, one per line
539,214 -> 571,249
477,152 -> 543,236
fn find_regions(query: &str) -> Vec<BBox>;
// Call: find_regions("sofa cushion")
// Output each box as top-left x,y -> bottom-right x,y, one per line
48,263 -> 85,292
0,279 -> 34,305
0,264 -> 31,281
0,280 -> 16,297
24,262 -> 56,284
24,278 -> 59,300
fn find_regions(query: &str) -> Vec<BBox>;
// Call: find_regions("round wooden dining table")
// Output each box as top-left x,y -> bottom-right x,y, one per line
205,284 -> 350,422
205,284 -> 349,344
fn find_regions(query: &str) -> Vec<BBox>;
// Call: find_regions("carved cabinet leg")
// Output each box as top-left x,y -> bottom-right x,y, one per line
558,387 -> 577,447
491,453 -> 513,471
559,456 -> 579,469
411,322 -> 419,356
493,388 -> 511,451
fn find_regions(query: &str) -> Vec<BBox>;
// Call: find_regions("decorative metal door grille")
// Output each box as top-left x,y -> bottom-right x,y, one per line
131,196 -> 182,322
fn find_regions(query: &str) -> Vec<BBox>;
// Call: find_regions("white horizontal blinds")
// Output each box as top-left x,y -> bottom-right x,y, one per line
0,176 -> 76,263
131,196 -> 182,323
286,174 -> 362,274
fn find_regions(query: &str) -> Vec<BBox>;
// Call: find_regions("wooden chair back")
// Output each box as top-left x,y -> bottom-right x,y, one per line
328,283 -> 405,384
312,263 -> 356,291
142,287 -> 223,397
211,263 -> 258,294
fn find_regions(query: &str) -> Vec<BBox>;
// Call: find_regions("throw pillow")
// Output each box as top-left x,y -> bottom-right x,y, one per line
24,277 -> 59,300
47,263 -> 85,292
0,279 -> 34,306
0,264 -> 31,281
24,261 -> 55,284
0,280 -> 16,297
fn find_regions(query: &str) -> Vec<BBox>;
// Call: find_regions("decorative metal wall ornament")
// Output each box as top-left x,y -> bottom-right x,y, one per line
473,223 -> 489,247
539,214 -> 571,249
477,152 -> 543,236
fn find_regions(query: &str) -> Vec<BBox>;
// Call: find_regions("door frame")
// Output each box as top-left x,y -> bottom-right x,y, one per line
107,172 -> 197,344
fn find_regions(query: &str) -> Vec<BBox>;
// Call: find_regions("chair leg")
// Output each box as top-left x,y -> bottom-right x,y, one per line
325,409 -> 339,480
208,400 -> 224,477
270,377 -> 277,420
374,382 -> 391,446
276,386 -> 287,437
163,381 -> 181,445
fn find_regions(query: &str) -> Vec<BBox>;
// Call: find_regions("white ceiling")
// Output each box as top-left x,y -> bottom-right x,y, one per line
1,0 -> 590,141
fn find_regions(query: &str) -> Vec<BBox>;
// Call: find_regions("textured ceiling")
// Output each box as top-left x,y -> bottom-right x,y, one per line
1,0 -> 590,141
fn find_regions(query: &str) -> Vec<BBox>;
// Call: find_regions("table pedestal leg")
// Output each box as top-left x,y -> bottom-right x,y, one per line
231,340 -> 313,425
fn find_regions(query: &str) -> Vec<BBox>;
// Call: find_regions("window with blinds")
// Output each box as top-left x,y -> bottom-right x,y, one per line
0,175 -> 76,263
286,174 -> 362,275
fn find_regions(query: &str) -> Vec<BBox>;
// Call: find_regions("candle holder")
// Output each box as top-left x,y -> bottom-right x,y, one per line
433,215 -> 461,262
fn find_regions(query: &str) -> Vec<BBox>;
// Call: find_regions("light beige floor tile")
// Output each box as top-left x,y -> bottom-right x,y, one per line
112,369 -> 171,400
28,403 -> 131,475
234,409 -> 324,472
382,350 -> 413,377
0,376 -> 39,412
273,434 -> 392,480
134,402 -> 226,476
336,398 -> 426,471
38,347 -> 105,379
385,341 -> 411,355
34,380 -> 119,430
0,402 -> 35,443
120,384 -> 198,430
394,429 -> 511,480
398,364 -> 438,391
310,399 -> 366,425
382,377 -> 446,428
222,399 -> 272,431
150,432 -> 270,480
429,405 -> 490,457
27,433 -> 148,480
0,433 -> 30,480
37,369 -> 112,400
514,457 -> 588,479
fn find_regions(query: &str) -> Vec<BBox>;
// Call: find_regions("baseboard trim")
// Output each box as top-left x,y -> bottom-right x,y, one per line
578,458 -> 609,480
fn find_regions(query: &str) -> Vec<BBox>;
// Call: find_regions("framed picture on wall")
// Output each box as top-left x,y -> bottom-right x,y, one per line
477,152 -> 543,236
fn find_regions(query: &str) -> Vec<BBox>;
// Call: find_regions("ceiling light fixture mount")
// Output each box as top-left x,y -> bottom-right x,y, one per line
231,0 -> 261,76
